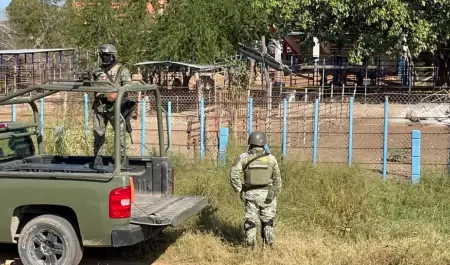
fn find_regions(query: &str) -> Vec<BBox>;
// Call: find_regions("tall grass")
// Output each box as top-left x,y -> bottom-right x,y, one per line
34,116 -> 450,264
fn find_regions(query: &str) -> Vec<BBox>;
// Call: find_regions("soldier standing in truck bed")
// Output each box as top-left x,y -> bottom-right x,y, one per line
229,131 -> 282,249
88,44 -> 133,168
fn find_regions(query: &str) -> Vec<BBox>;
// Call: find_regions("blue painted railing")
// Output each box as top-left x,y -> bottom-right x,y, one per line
14,95 -> 430,182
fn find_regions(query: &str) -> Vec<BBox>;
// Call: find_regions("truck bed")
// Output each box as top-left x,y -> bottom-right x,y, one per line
0,155 -> 143,174
0,154 -> 175,196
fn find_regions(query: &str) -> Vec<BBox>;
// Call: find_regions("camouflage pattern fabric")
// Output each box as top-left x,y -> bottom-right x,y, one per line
92,63 -> 132,158
230,147 -> 282,248
93,109 -> 131,157
93,63 -> 132,113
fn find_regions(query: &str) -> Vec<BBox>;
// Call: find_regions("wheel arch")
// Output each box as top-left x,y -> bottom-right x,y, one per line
11,204 -> 82,244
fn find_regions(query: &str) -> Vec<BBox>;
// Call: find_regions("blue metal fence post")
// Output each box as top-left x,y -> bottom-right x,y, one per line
200,98 -> 205,159
40,98 -> 44,138
140,98 -> 146,156
382,96 -> 389,180
348,97 -> 354,166
313,98 -> 319,166
248,97 -> 253,135
12,104 -> 16,122
218,127 -> 229,166
84,93 -> 89,135
282,98 -> 288,163
411,130 -> 421,185
167,101 -> 172,154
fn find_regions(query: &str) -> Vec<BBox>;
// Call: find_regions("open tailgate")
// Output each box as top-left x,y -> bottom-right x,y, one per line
131,195 -> 208,226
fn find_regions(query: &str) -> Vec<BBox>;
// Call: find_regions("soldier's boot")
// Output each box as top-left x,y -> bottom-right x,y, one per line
244,219 -> 257,249
245,239 -> 256,250
85,155 -> 104,169
261,219 -> 275,248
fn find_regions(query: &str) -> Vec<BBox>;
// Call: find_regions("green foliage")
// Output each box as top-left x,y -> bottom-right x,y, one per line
262,0 -> 449,65
147,0 -> 268,63
66,0 -> 151,65
6,0 -> 68,48
4,0 -> 450,84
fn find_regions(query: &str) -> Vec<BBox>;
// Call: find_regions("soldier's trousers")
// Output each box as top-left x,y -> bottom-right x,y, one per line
93,109 -> 131,158
243,189 -> 277,247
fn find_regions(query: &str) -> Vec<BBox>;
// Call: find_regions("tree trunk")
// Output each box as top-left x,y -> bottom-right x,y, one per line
435,40 -> 450,87
246,58 -> 255,90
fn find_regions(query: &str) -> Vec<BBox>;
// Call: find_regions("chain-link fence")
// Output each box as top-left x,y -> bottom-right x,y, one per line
2,88 -> 450,178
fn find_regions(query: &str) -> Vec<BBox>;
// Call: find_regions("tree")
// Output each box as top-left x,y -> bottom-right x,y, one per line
266,0 -> 450,86
67,0 -> 152,67
406,0 -> 450,86
147,0 -> 268,63
0,9 -> 16,50
6,0 -> 68,48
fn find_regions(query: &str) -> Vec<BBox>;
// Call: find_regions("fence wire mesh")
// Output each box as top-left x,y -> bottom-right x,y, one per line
1,89 -> 450,178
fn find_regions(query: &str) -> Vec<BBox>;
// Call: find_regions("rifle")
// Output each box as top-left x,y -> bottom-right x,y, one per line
74,69 -> 100,86
120,96 -> 138,144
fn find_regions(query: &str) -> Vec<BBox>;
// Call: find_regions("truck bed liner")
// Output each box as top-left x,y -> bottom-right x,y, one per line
131,195 -> 208,227
0,155 -> 145,174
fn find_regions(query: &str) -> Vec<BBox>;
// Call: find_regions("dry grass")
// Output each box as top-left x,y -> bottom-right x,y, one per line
14,115 -> 450,264
145,159 -> 450,265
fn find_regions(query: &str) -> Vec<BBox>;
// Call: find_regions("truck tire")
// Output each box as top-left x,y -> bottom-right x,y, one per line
17,214 -> 83,265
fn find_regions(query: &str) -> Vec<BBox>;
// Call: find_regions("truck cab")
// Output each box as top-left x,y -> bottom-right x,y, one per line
0,82 -> 207,265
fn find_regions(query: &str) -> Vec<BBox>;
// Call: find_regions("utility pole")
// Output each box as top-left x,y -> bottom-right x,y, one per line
262,35 -> 272,145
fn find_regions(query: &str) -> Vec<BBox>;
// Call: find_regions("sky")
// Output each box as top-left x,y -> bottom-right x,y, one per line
0,0 -> 11,10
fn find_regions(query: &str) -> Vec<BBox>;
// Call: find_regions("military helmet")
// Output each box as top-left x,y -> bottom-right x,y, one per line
98,44 -> 117,56
248,131 -> 266,146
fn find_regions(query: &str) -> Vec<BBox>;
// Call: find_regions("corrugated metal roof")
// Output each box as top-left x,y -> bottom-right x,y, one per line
0,48 -> 76,55
134,60 -> 220,70
134,61 -> 167,66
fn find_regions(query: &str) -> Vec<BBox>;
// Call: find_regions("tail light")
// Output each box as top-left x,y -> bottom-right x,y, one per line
109,186 -> 131,219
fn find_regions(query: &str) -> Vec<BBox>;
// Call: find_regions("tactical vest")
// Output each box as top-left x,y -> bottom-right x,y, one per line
93,64 -> 124,112
243,152 -> 273,188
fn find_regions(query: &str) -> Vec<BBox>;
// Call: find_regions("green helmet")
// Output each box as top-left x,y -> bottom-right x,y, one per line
98,44 -> 117,56
248,132 -> 266,146
98,44 -> 118,66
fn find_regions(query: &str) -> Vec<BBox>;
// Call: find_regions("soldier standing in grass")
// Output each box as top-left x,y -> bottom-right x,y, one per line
230,131 -> 282,248
87,44 -> 133,168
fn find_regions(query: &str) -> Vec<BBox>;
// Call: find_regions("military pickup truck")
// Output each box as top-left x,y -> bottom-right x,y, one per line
0,81 -> 208,265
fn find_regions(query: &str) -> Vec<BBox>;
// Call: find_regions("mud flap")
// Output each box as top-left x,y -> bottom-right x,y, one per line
131,195 -> 208,227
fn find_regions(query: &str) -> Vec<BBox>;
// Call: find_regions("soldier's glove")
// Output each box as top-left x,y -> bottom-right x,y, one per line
264,189 -> 275,204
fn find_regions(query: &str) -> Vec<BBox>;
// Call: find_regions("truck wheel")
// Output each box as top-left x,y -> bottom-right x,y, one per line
17,214 -> 83,265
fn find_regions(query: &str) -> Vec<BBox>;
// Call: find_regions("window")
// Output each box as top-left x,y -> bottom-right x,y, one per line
0,129 -> 35,162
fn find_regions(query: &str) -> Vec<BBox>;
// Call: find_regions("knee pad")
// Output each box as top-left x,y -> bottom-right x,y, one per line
93,130 -> 105,138
262,219 -> 274,228
244,219 -> 256,231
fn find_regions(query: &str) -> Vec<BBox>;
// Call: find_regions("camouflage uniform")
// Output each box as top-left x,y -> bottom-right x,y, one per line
230,132 -> 282,248
91,44 -> 132,164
